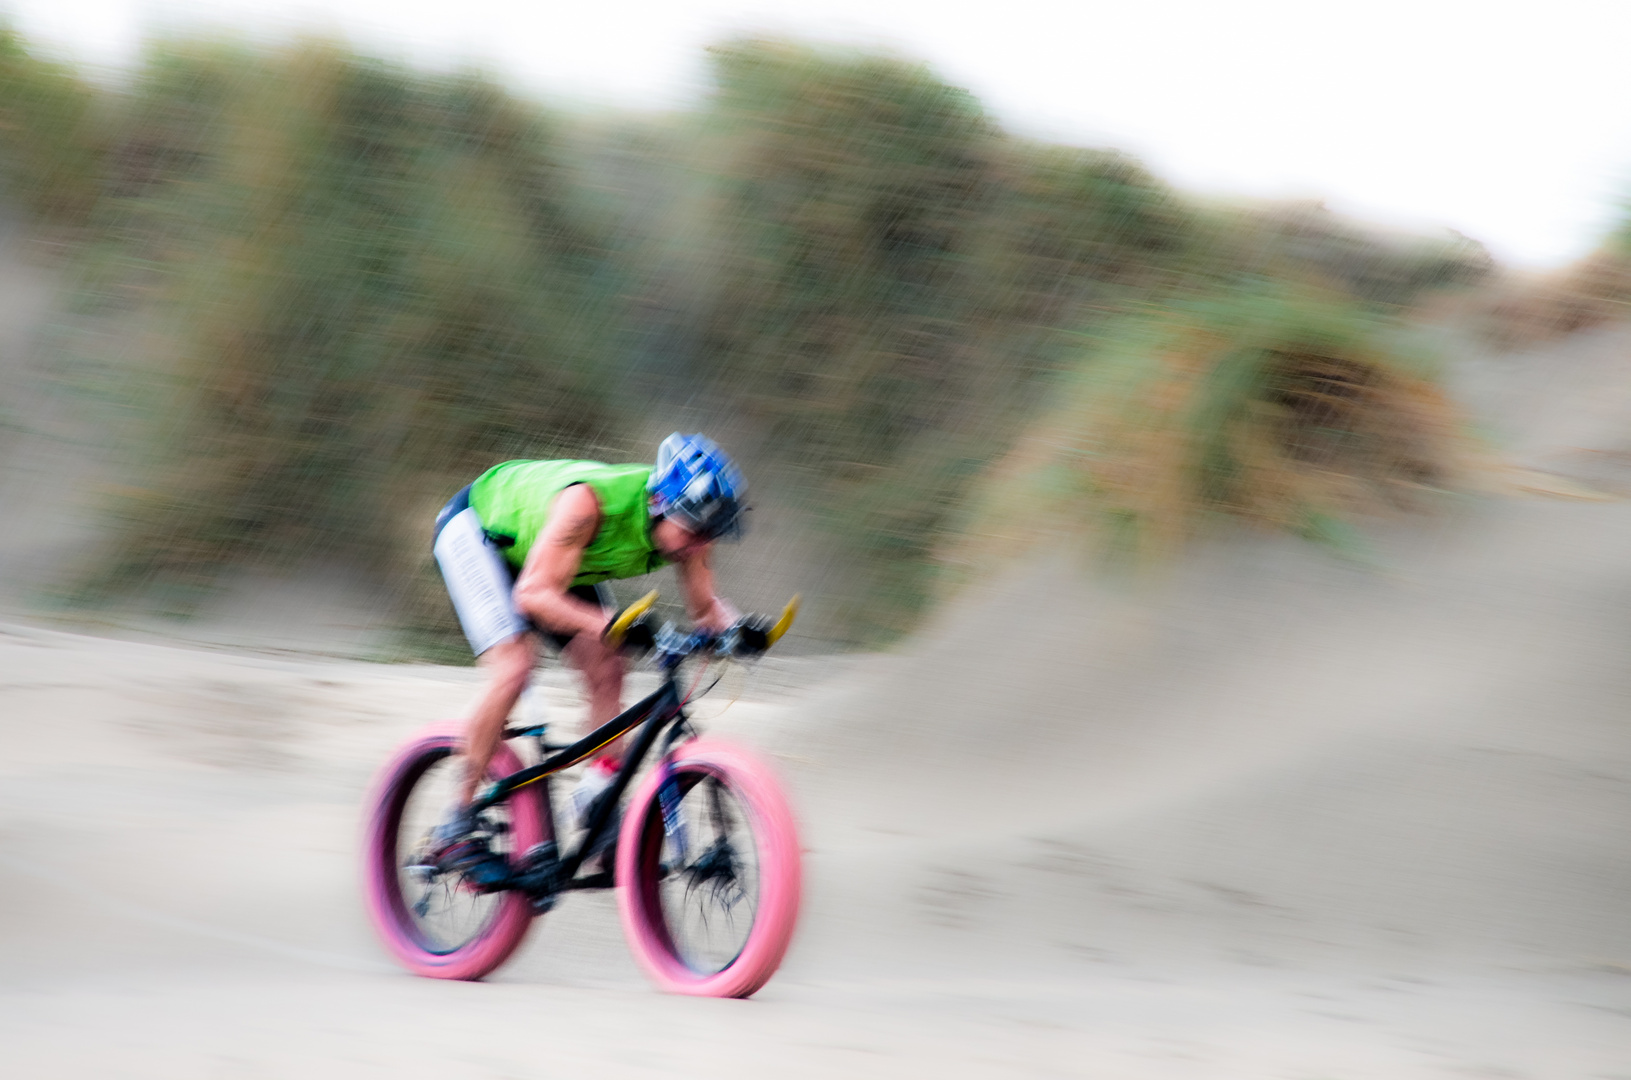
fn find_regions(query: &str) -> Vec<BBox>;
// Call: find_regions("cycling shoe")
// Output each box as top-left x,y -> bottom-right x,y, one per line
429,807 -> 512,891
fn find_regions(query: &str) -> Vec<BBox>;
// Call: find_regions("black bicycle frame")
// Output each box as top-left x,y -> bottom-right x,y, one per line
470,671 -> 687,887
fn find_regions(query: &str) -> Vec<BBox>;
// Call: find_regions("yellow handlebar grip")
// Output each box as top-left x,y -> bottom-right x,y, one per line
766,594 -> 800,647
605,590 -> 659,647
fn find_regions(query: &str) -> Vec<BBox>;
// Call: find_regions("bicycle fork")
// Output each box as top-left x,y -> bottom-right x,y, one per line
657,758 -> 690,861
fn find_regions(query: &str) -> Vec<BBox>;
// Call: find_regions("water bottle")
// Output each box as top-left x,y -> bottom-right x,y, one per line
571,757 -> 617,832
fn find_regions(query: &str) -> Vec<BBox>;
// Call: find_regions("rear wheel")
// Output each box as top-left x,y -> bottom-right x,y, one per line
362,721 -> 545,980
616,738 -> 802,997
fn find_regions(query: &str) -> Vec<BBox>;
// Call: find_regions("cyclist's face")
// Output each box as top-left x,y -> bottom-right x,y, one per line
653,517 -> 710,561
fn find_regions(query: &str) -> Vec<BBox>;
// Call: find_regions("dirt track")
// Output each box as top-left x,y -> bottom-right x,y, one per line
3,327 -> 1631,1076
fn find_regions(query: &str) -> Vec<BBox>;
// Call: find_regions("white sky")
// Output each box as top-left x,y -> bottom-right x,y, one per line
6,0 -> 1630,268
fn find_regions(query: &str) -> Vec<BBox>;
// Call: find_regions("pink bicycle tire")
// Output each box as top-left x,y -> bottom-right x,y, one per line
361,720 -> 544,980
615,738 -> 802,998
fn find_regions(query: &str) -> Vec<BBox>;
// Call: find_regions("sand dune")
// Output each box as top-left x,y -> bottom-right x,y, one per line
4,327 -> 1631,1076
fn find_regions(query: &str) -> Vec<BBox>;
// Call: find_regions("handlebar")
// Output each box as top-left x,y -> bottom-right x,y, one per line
607,593 -> 800,668
766,595 -> 799,648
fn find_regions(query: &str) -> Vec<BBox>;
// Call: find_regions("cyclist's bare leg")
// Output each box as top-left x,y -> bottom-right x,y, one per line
457,631 -> 538,806
563,631 -> 626,763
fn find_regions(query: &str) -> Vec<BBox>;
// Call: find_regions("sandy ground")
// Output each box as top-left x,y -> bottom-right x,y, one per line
2,290 -> 1631,1072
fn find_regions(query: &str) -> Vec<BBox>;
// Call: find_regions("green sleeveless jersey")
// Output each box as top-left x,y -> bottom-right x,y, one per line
467,459 -> 669,585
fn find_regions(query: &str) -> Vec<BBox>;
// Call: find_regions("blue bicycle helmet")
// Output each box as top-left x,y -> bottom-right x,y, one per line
647,433 -> 747,541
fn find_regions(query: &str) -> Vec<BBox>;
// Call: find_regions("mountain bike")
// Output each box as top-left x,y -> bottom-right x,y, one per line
361,593 -> 802,998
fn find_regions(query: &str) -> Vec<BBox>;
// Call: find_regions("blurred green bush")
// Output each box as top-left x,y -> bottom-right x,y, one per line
66,42 -> 626,618
948,289 -> 1466,577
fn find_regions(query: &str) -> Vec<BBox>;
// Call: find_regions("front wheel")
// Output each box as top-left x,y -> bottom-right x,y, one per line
361,721 -> 545,980
616,738 -> 802,997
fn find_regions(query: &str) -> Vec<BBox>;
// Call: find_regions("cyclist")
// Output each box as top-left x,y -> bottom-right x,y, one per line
428,433 -> 747,875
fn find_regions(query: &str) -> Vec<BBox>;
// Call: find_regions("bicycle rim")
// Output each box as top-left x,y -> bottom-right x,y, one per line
362,721 -> 540,980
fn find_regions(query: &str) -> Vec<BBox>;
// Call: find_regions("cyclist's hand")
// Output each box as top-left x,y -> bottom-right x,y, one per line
695,595 -> 741,636
733,596 -> 797,655
733,615 -> 775,656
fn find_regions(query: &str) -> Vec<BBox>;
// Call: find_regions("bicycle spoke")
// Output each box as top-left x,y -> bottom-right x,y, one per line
707,776 -> 731,835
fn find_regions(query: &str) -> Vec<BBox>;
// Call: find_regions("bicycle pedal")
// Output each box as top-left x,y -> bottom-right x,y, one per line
510,842 -> 562,902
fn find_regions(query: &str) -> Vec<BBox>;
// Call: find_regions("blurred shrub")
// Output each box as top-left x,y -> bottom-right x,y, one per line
1211,201 -> 1492,309
692,41 -> 1195,436
669,44 -> 1479,639
663,41 -> 1198,639
0,27 -> 105,224
948,289 -> 1465,574
70,41 -> 625,611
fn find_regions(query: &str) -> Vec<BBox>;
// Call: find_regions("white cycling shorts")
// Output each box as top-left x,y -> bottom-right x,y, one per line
433,506 -> 529,656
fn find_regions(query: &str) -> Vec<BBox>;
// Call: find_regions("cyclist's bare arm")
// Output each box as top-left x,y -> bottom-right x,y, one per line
512,483 -> 610,636
672,544 -> 739,633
